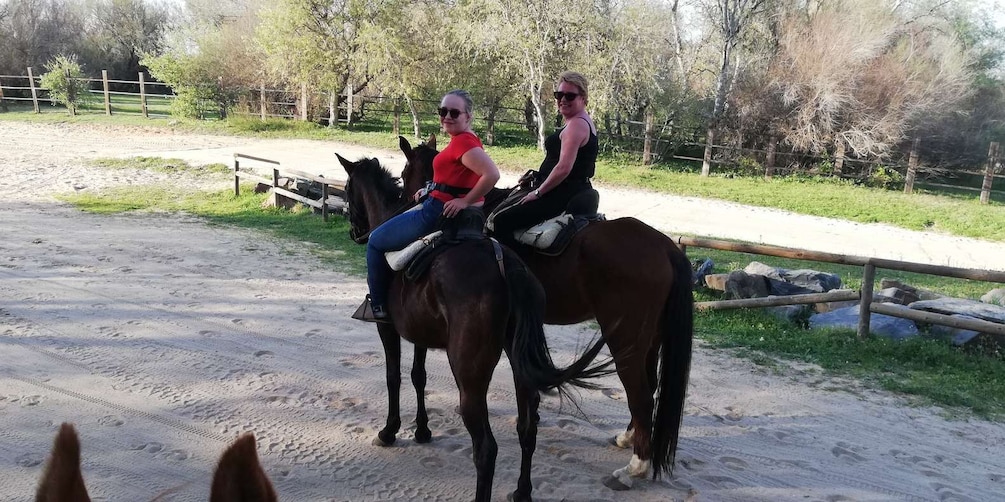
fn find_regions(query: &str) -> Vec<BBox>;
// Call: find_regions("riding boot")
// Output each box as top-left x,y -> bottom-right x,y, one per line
352,295 -> 392,323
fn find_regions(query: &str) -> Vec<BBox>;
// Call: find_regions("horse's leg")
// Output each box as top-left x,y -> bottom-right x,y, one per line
612,346 -> 657,449
509,370 -> 541,502
452,358 -> 498,502
411,345 -> 432,443
374,323 -> 402,447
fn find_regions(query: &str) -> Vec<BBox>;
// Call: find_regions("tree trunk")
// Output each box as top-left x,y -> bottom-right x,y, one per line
406,95 -> 420,139
701,127 -> 715,177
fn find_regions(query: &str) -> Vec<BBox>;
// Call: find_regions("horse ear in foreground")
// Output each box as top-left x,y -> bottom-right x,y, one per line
35,423 -> 277,502
398,137 -> 694,491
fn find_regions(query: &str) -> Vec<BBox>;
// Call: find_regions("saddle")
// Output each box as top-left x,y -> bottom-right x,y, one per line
385,207 -> 488,281
487,185 -> 604,256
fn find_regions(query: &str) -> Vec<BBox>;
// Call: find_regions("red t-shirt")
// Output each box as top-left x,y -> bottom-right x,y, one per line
431,131 -> 484,202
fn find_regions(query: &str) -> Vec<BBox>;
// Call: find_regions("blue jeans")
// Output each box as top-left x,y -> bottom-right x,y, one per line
366,198 -> 444,306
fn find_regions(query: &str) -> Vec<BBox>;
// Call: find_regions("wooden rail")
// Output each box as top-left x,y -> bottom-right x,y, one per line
678,236 -> 1005,339
233,153 -> 345,222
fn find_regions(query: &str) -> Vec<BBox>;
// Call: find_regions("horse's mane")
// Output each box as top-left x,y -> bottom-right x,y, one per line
352,156 -> 402,203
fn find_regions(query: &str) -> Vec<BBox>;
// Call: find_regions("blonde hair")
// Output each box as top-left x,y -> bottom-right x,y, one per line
556,71 -> 588,103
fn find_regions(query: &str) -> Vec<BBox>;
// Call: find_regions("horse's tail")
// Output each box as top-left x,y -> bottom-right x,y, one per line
651,243 -> 694,479
501,247 -> 612,393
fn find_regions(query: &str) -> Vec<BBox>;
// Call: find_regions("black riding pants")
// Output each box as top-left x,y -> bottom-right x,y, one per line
492,182 -> 590,248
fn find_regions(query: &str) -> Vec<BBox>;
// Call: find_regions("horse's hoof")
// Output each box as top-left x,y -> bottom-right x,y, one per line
373,432 -> 396,447
602,475 -> 631,491
507,491 -> 532,502
414,428 -> 432,444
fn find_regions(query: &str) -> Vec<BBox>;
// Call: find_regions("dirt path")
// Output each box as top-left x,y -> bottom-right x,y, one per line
1,121 -> 1004,501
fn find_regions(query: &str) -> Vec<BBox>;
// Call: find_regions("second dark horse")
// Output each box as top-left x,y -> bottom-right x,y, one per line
397,136 -> 694,490
336,152 -> 608,502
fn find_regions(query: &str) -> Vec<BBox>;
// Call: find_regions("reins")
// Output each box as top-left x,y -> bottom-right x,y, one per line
350,183 -> 420,244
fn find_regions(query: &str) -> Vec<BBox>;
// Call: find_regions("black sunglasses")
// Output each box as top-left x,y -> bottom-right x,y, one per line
437,107 -> 464,119
553,91 -> 580,102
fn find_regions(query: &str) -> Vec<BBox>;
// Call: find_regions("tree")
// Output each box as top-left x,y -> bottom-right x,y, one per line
698,0 -> 770,175
39,54 -> 91,115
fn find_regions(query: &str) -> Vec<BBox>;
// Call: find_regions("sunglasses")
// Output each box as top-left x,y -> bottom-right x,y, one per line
437,107 -> 464,119
553,91 -> 580,102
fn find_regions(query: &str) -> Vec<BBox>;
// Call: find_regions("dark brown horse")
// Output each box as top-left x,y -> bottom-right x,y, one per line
35,423 -> 277,502
398,136 -> 694,490
336,151 -> 608,502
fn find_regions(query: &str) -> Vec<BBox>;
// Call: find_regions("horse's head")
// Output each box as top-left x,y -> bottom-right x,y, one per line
399,135 -> 438,199
335,152 -> 403,244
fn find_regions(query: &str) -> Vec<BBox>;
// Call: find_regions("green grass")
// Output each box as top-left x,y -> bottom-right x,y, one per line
60,184 -> 366,274
4,109 -> 1004,240
90,156 -> 230,175
57,157 -> 1005,420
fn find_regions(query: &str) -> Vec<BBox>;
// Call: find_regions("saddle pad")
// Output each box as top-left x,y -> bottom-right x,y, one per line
386,231 -> 443,271
515,213 -> 575,249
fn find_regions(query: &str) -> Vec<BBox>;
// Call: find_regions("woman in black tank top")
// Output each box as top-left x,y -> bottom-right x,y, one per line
492,71 -> 598,246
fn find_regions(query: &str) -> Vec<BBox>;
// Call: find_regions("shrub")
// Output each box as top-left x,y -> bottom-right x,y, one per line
39,55 -> 91,115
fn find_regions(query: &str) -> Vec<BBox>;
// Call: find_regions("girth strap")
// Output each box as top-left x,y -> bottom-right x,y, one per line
490,238 -> 505,277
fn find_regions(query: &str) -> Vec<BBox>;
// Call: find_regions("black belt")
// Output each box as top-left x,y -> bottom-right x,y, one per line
429,182 -> 471,197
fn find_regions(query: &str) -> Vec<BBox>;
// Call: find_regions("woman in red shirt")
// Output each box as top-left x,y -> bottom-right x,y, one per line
359,90 -> 500,322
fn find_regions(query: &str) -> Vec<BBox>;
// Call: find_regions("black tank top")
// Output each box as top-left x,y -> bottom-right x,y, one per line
538,117 -> 598,183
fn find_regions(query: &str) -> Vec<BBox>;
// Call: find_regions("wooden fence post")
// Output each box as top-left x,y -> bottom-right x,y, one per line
701,127 -> 715,176
234,157 -> 241,196
904,138 -> 920,194
0,77 -> 6,112
138,72 -> 148,118
27,67 -> 40,113
65,69 -> 76,116
857,262 -> 876,339
101,70 -> 111,115
643,109 -> 655,165
300,83 -> 308,121
260,82 -> 266,120
322,183 -> 330,222
833,139 -> 846,176
981,142 -> 1000,205
764,135 -> 777,179
392,96 -> 401,136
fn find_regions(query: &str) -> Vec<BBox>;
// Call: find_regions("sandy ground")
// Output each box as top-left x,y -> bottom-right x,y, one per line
1,121 -> 1004,501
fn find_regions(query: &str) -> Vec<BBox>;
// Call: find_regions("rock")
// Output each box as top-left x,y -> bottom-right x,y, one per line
814,289 -> 859,313
873,287 -> 920,305
909,298 -> 1005,324
704,273 -> 729,292
744,261 -> 842,293
809,305 -> 919,340
767,304 -> 809,323
766,277 -> 817,296
981,288 -> 1005,307
879,278 -> 944,300
928,315 -> 983,346
725,270 -> 770,299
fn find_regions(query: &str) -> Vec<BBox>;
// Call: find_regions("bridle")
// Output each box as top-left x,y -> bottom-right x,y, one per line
346,177 -> 420,244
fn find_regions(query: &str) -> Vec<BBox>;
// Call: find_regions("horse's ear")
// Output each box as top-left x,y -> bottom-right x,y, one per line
210,433 -> 277,502
426,134 -> 436,150
399,136 -> 412,157
335,153 -> 354,175
36,423 -> 90,502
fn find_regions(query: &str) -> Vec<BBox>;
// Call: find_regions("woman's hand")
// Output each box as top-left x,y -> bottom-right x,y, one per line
413,188 -> 425,202
442,197 -> 471,217
519,191 -> 540,204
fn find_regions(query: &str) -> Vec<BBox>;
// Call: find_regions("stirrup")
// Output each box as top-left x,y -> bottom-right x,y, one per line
352,295 -> 391,323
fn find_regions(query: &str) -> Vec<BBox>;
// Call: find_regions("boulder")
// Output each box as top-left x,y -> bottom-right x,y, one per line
873,287 -> 920,305
704,273 -> 729,292
879,278 -> 944,300
928,315 -> 983,346
767,304 -> 809,323
909,298 -> 1005,324
725,270 -> 770,299
744,261 -> 842,293
809,305 -> 919,340
981,288 -> 1005,307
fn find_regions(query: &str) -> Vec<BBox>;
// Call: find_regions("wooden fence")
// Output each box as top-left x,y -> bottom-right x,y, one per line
678,236 -> 1005,339
0,69 -> 175,118
3,67 -> 1000,201
232,153 -> 346,222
